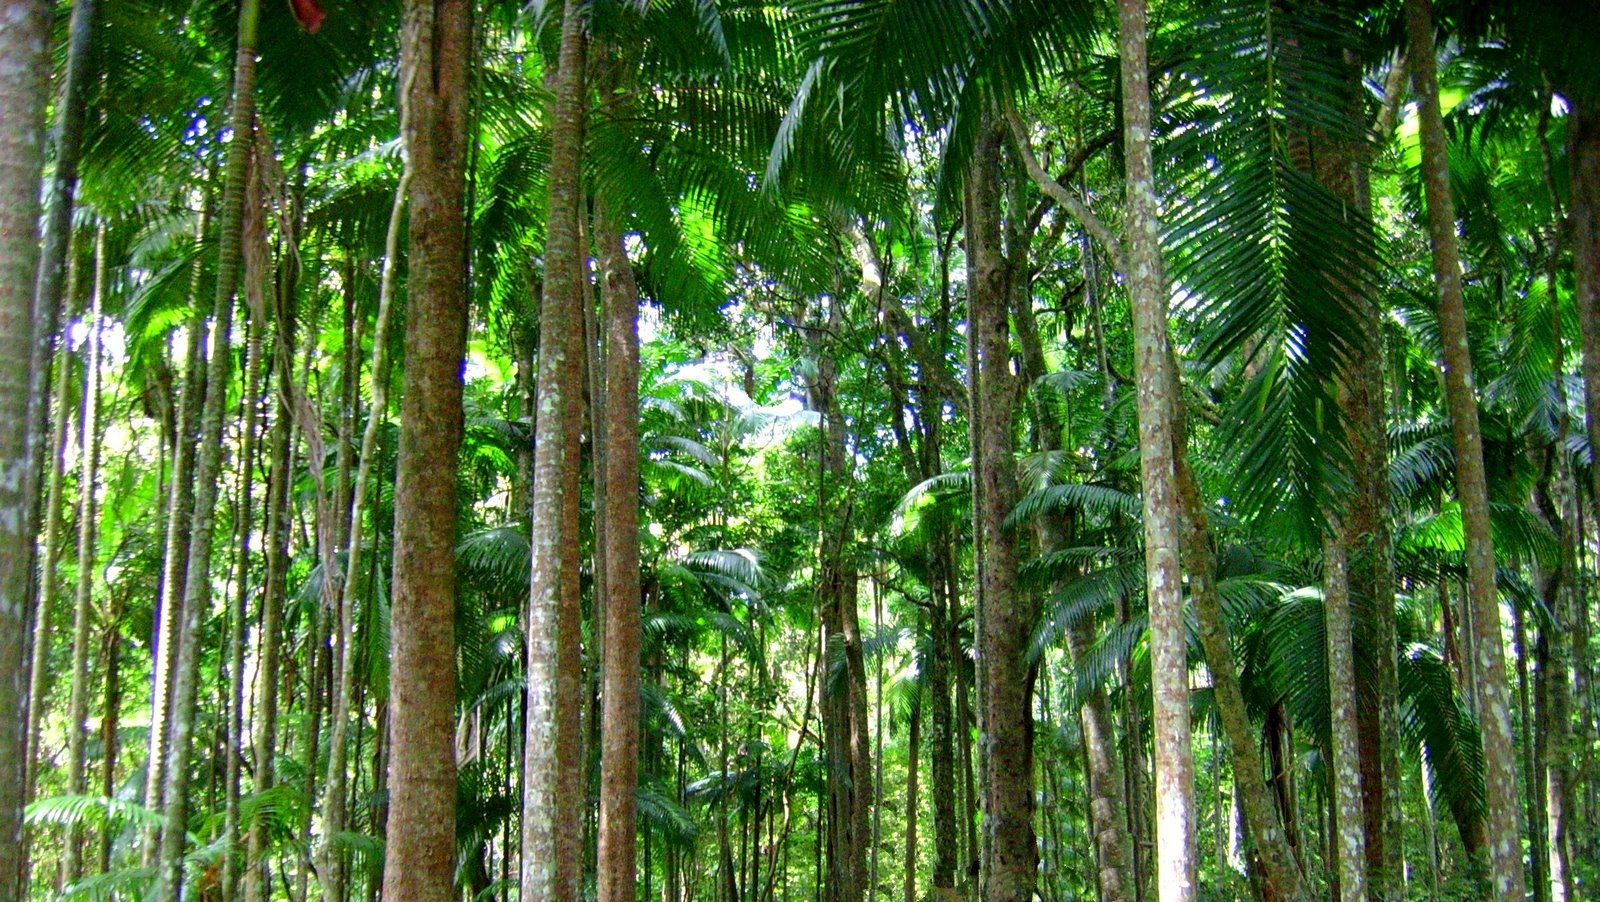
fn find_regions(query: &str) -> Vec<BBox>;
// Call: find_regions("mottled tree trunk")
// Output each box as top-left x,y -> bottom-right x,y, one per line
324,168 -> 408,902
967,114 -> 1034,902
1118,1 -> 1196,898
595,196 -> 643,902
1405,2 -> 1527,895
1323,534 -> 1368,901
522,2 -> 586,898
154,1 -> 258,893
25,244 -> 80,800
63,226 -> 105,885
381,0 -> 470,896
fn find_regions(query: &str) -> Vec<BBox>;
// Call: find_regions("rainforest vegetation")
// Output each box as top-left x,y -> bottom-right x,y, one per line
2,0 -> 1599,900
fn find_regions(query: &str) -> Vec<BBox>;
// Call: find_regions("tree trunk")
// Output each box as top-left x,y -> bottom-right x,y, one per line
1323,533 -> 1368,901
63,225 -> 105,886
155,0 -> 258,885
381,0 -> 470,896
144,197 -> 212,864
245,188 -> 301,902
1404,2 -> 1527,895
595,193 -> 643,902
1012,246 -> 1137,902
967,112 -> 1035,902
521,2 -> 586,898
25,241 -> 81,800
904,697 -> 921,902
223,285 -> 265,900
324,168 -> 408,902
21,0 -> 94,762
1117,1 -> 1196,898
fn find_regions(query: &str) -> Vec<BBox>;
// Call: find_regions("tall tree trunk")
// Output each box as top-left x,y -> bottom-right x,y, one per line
324,169 -> 408,902
1011,249 -> 1137,902
904,697 -> 921,902
595,197 -> 643,902
63,225 -> 105,886
246,189 -> 301,902
521,1 -> 586,899
809,278 -> 870,902
1117,2 -> 1198,898
25,241 -> 81,800
1404,2 -> 1527,895
966,113 -> 1034,902
1322,534 -> 1367,901
21,4 -> 95,809
144,203 -> 212,859
381,0 -> 470,895
223,283 -> 265,901
155,0 -> 258,889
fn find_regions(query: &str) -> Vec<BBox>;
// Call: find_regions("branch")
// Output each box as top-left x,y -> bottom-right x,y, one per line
1005,106 -> 1126,274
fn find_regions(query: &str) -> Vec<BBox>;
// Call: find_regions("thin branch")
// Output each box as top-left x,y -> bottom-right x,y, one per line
1005,106 -> 1126,274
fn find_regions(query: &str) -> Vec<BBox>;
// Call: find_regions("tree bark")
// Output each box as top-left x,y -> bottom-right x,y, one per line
323,168 -> 408,902
1323,533 -> 1368,901
1404,2 -> 1527,895
381,0 -> 470,895
155,0 -> 257,883
967,113 -> 1035,902
1117,2 -> 1196,898
521,2 -> 586,898
595,197 -> 643,902
25,242 -> 80,801
63,225 -> 105,886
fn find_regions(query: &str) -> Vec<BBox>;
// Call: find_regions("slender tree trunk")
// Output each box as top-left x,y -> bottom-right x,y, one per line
1012,245 -> 1137,902
522,2 -> 586,898
63,225 -> 105,886
1323,533 -> 1368,901
25,244 -> 81,800
156,0 -> 258,886
223,287 -> 264,901
246,195 -> 301,902
904,697 -> 921,902
145,203 -> 212,859
21,0 -> 93,748
381,0 -> 470,896
1405,3 -> 1526,895
1118,2 -> 1195,898
595,196 -> 643,902
324,169 -> 408,902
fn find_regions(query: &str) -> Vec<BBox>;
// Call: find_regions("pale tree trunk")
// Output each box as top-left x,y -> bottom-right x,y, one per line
966,113 -> 1034,902
223,294 -> 263,901
323,168 -> 408,902
245,192 -> 300,902
63,225 -> 105,886
1117,2 -> 1196,899
381,0 -> 470,895
595,197 -> 643,902
521,1 -> 586,898
0,3 -> 51,895
25,241 -> 81,800
1322,533 -> 1367,901
155,0 -> 258,893
1404,2 -> 1527,895
1174,445 -> 1304,902
22,0 -> 94,785
144,204 -> 212,857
